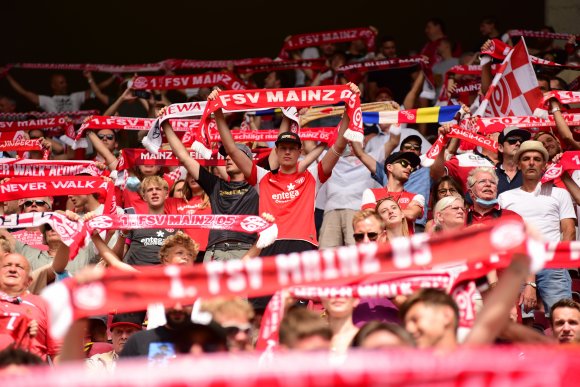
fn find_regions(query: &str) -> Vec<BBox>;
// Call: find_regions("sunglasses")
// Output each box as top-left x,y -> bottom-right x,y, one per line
393,159 -> 414,170
353,232 -> 379,243
505,137 -> 524,145
97,134 -> 115,141
23,200 -> 48,208
402,144 -> 421,151
223,324 -> 252,336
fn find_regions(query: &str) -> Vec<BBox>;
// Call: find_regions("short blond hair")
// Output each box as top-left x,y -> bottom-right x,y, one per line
140,175 -> 168,196
202,297 -> 255,323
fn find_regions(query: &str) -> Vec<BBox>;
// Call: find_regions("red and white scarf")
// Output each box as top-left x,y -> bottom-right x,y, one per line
508,29 -> 579,41
337,56 -> 428,84
173,57 -> 273,70
131,72 -> 247,91
0,116 -> 73,134
195,86 -> 362,157
535,91 -> 580,117
422,125 -> 498,167
0,159 -> 104,178
234,59 -> 327,74
278,27 -> 377,59
474,113 -> 580,135
0,110 -> 98,125
41,217 -> 539,338
0,139 -> 50,160
541,151 -> 580,183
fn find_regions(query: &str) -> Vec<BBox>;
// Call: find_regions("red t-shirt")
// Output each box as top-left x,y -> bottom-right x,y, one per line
165,195 -> 212,251
0,293 -> 60,360
249,163 -> 329,246
121,174 -> 177,213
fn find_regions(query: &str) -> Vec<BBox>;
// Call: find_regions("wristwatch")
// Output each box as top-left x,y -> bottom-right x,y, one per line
525,282 -> 537,288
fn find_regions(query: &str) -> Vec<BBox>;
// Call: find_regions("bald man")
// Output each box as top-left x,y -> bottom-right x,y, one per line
0,253 -> 60,361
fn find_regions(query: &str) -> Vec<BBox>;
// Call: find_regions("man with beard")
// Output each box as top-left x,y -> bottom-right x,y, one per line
499,141 -> 575,323
119,303 -> 227,360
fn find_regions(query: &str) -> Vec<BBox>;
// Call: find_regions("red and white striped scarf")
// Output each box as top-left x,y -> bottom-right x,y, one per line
235,59 -> 327,74
0,159 -> 104,178
542,151 -> 580,183
0,116 -> 73,134
508,29 -> 579,41
474,113 -> 580,135
0,139 -> 49,159
131,72 -> 247,91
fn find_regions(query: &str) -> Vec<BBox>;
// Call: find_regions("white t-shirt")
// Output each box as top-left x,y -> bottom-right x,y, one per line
39,91 -> 86,113
498,182 -> 576,242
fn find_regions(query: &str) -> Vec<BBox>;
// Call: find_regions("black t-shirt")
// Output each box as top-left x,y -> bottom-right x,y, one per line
120,326 -> 178,360
197,167 -> 259,246
123,228 -> 177,266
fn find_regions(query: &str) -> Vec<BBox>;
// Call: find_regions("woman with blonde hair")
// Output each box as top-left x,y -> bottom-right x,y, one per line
375,197 -> 409,242
432,196 -> 466,232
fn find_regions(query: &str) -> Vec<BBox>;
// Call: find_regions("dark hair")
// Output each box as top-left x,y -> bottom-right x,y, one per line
351,321 -> 415,348
380,35 -> 396,45
399,288 -> 460,331
279,308 -> 331,348
480,16 -> 498,26
550,298 -> 580,326
426,17 -> 447,34
432,175 -> 463,202
551,76 -> 569,91
0,345 -> 44,367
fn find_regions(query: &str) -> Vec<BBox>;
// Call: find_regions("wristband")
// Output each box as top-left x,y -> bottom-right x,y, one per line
329,145 -> 342,157
551,107 -> 561,114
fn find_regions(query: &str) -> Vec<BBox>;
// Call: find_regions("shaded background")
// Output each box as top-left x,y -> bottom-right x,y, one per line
1,0 -> 545,106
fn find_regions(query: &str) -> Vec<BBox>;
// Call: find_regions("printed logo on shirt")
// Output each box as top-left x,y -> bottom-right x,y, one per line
139,230 -> 166,246
271,183 -> 300,203
399,197 -> 410,204
294,177 -> 305,185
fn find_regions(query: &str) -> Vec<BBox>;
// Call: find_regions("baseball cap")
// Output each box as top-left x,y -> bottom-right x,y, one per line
110,311 -> 145,330
275,131 -> 302,147
218,143 -> 253,160
498,126 -> 532,143
384,151 -> 421,171
514,140 -> 549,162
401,135 -> 423,148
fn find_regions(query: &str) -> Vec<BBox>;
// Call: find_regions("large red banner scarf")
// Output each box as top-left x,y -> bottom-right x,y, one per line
196,86 -> 363,157
131,72 -> 247,91
542,151 -> 580,183
0,159 -> 104,178
278,27 -> 377,59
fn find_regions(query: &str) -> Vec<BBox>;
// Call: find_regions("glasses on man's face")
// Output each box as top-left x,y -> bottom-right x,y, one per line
393,159 -> 414,170
353,232 -> 379,243
223,324 -> 252,337
505,137 -> 524,145
97,134 -> 115,141
402,144 -> 421,151
23,200 -> 48,208
438,188 -> 458,197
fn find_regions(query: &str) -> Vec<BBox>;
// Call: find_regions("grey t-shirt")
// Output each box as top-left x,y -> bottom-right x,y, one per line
16,240 -> 98,276
123,228 -> 177,266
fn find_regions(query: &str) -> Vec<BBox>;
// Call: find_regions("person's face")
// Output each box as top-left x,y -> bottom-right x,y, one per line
552,307 -> 580,343
320,43 -> 336,56
220,317 -> 253,352
377,199 -> 404,230
401,141 -> 421,156
550,79 -> 564,91
437,199 -> 465,230
143,184 -> 168,208
479,22 -> 494,36
225,154 -> 242,176
28,130 -> 44,140
276,143 -> 301,168
374,92 -> 393,102
68,194 -> 89,211
264,72 -> 278,89
404,302 -> 452,349
425,22 -> 440,40
44,228 -> 61,244
470,172 -> 497,201
387,159 -> 414,182
111,325 -> 140,353
96,129 -> 118,152
187,174 -> 202,194
500,134 -> 525,157
172,181 -> 185,199
538,79 -> 550,93
330,54 -> 346,71
321,297 -> 359,319
381,41 -> 397,58
0,97 -> 16,113
518,151 -> 547,180
163,245 -> 194,266
536,134 -> 560,158
50,75 -> 68,95
293,335 -> 331,351
165,303 -> 193,329
20,197 -> 50,214
353,217 -> 383,243
361,330 -> 407,349
0,254 -> 31,293
139,164 -> 161,176
437,181 -> 460,201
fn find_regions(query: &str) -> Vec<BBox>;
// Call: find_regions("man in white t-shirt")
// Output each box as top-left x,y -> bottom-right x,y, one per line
498,140 -> 575,321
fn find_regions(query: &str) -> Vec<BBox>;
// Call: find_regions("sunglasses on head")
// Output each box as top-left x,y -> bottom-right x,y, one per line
505,137 -> 524,145
353,232 -> 379,243
23,200 -> 48,208
97,134 -> 115,141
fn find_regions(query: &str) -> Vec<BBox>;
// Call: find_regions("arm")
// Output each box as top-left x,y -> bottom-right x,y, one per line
351,141 -> 377,174
403,200 -> 424,222
163,121 -> 201,180
209,89 -> 254,178
465,254 -> 530,346
560,218 -> 576,241
551,99 -> 580,150
297,143 -> 326,173
429,125 -> 454,181
497,321 -> 556,344
47,242 -> 70,283
561,172 -> 580,205
402,69 -> 425,110
319,83 -> 360,176
91,232 -> 137,272
4,71 -> 39,106
103,87 -> 136,116
86,131 -> 118,170
83,71 -> 109,106
268,113 -> 292,171
479,40 -> 494,96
